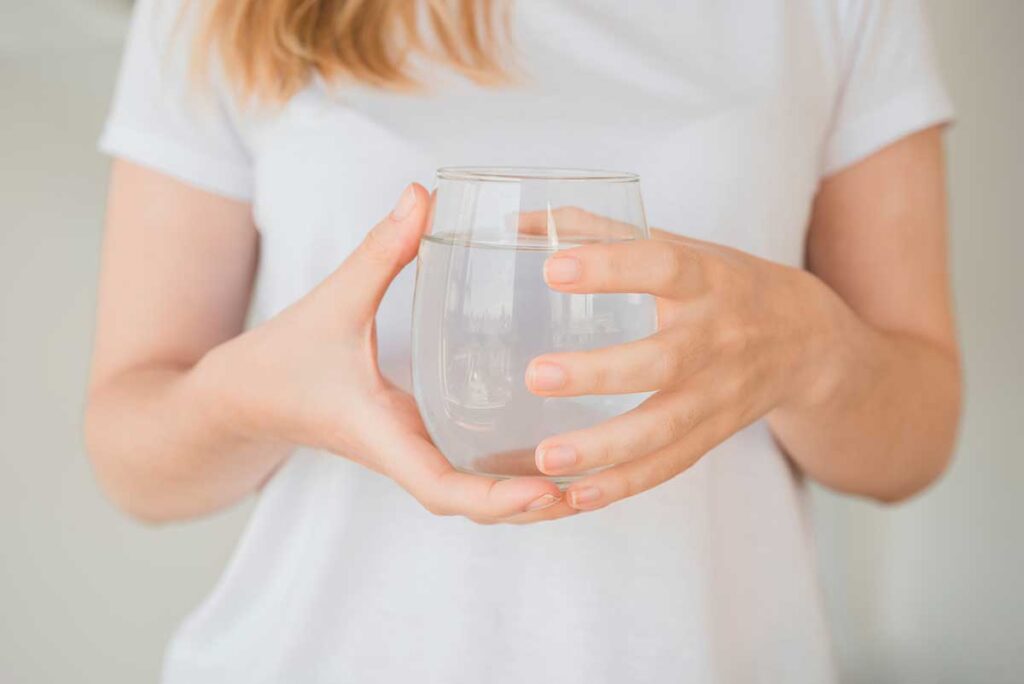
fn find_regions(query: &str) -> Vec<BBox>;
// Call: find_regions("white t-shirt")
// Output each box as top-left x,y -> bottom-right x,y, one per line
100,1 -> 952,681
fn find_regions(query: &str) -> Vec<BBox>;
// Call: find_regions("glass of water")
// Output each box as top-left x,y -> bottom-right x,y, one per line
411,167 -> 656,485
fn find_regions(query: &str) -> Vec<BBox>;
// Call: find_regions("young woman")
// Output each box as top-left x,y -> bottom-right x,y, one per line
87,0 -> 961,681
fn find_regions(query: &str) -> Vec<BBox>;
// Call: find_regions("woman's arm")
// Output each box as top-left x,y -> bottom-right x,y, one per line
769,126 -> 961,502
85,161 -> 281,522
85,161 -> 567,524
524,126 -> 961,508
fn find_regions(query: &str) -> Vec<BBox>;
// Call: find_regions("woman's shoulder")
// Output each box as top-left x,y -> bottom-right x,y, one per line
100,0 -> 255,201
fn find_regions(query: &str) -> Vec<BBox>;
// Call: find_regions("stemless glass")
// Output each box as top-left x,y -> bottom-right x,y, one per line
411,167 -> 656,485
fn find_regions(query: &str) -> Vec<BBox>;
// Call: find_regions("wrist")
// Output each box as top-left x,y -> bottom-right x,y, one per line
187,338 -> 282,450
782,269 -> 864,410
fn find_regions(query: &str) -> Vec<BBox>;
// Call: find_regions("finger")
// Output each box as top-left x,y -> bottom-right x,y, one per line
447,450 -> 579,523
534,389 -> 715,475
470,448 -> 546,477
465,488 -> 578,525
563,412 -> 737,511
525,327 -> 711,396
328,183 -> 431,320
499,499 -> 580,525
389,432 -> 564,519
543,239 -> 707,299
516,206 -> 641,242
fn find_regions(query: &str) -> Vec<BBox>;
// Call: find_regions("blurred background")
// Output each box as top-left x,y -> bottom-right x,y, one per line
1,0 -> 1021,681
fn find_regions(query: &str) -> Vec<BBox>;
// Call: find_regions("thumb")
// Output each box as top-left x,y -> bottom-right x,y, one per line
331,183 -> 430,319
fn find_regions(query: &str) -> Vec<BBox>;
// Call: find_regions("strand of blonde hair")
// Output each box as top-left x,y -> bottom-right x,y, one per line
192,0 -> 512,102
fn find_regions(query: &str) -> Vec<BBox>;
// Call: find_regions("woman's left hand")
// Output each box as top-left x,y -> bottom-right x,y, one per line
526,230 -> 847,510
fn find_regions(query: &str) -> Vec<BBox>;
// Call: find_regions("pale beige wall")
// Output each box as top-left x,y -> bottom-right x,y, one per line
810,2 -> 1024,682
0,1 -> 1020,682
0,3 -> 254,681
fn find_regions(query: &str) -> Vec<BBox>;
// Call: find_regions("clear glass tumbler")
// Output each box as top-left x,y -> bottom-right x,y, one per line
412,167 -> 656,484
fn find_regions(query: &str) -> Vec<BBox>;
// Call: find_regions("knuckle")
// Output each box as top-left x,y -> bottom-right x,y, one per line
704,253 -> 738,294
668,244 -> 691,278
361,223 -> 398,264
552,206 -> 591,237
650,247 -> 677,289
507,517 -> 538,526
420,500 -> 443,516
589,435 -> 615,467
662,404 -> 698,443
720,369 -> 752,406
592,244 -> 617,288
655,244 -> 689,291
419,495 -> 452,517
563,206 -> 588,223
688,251 -> 718,293
617,472 -> 639,501
714,312 -> 749,354
466,515 -> 496,526
650,338 -> 683,385
586,356 -> 610,392
650,454 -> 681,487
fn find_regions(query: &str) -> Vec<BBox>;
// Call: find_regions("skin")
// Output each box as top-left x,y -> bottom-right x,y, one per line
85,126 -> 959,524
86,170 -> 570,524
528,126 -> 960,509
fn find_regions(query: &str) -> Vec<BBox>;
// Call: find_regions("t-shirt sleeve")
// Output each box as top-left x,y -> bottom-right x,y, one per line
822,0 -> 954,177
98,0 -> 253,201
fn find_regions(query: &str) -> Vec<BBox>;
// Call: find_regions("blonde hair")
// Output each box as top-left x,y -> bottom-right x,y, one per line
193,0 -> 511,101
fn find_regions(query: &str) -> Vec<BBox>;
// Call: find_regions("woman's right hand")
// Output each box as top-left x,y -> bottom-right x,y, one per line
196,184 -> 569,523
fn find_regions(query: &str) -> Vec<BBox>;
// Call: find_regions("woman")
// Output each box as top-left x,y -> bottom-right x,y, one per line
87,0 -> 961,681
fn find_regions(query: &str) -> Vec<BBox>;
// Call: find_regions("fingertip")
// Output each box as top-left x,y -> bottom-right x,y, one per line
384,184 -> 433,261
566,485 -> 604,511
535,443 -> 579,474
501,499 -> 581,524
389,184 -> 419,221
543,254 -> 582,286
407,182 -> 431,208
525,359 -> 568,393
498,475 -> 563,510
389,183 -> 431,225
524,492 -> 561,512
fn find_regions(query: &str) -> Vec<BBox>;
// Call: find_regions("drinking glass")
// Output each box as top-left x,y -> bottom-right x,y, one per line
411,167 -> 656,485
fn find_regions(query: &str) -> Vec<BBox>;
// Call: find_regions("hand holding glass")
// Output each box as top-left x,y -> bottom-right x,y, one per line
412,168 -> 656,485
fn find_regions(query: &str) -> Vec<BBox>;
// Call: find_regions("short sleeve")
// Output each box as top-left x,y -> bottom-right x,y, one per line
99,0 -> 253,201
822,0 -> 954,177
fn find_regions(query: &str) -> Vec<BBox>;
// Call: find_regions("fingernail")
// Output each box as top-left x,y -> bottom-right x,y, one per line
537,445 -> 578,472
545,255 -> 581,284
390,185 -> 417,221
525,493 -> 560,512
568,486 -> 602,509
528,362 -> 567,391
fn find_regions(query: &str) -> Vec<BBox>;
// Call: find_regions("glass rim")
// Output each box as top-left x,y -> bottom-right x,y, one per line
436,166 -> 640,184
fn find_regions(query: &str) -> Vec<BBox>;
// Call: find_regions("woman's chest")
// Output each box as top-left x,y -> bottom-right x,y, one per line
244,2 -> 838,308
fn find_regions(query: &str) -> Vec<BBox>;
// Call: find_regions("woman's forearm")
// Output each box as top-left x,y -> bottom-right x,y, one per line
769,295 -> 961,503
85,181 -> 569,526
84,362 -> 291,523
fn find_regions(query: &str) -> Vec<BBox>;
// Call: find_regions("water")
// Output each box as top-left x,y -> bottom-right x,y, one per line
412,232 -> 657,483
